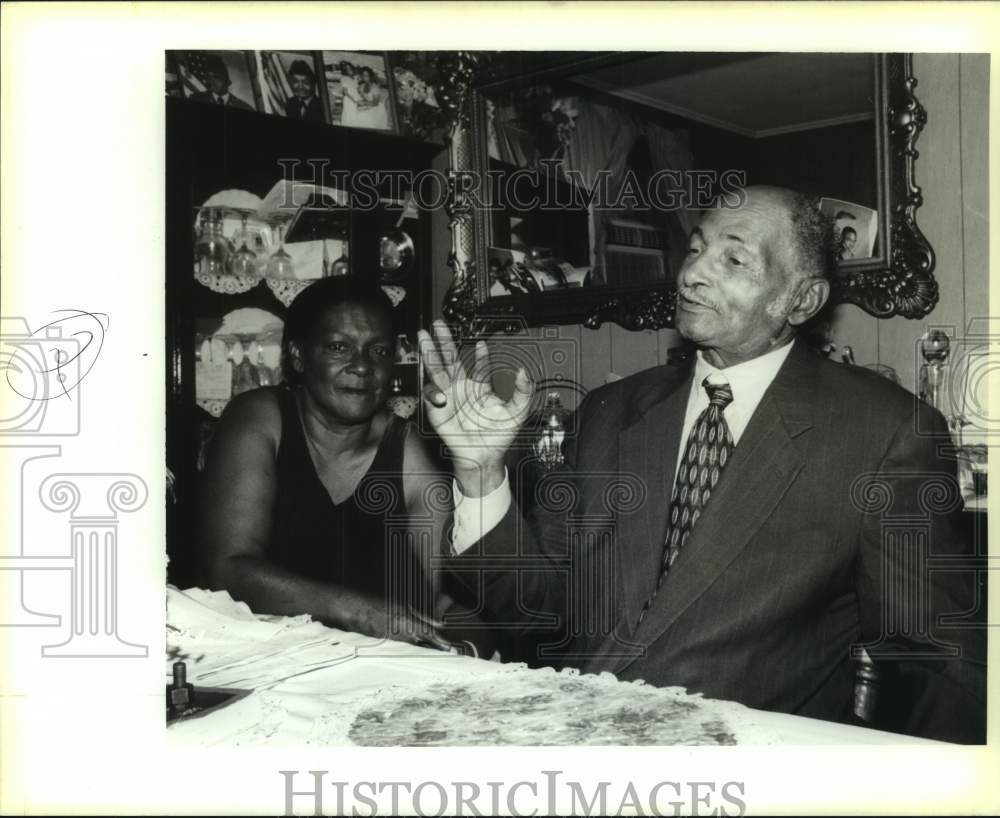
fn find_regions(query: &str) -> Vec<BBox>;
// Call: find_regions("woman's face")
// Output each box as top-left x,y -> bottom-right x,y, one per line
291,302 -> 395,425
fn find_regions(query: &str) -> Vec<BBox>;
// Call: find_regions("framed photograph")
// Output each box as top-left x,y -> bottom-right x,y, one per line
253,51 -> 327,123
389,51 -> 446,141
819,197 -> 879,261
173,50 -> 257,111
164,51 -> 182,98
320,51 -> 396,131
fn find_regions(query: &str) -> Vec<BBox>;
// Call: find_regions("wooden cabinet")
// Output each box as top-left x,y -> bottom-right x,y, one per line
166,97 -> 443,586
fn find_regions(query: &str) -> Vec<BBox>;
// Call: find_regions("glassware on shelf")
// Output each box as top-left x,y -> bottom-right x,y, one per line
228,212 -> 260,277
386,377 -> 417,419
231,337 -> 261,396
194,208 -> 234,276
254,342 -> 274,387
919,329 -> 951,412
330,241 -> 350,277
265,224 -> 295,279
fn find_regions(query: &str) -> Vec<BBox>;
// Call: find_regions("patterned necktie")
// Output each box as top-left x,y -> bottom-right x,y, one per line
636,378 -> 734,626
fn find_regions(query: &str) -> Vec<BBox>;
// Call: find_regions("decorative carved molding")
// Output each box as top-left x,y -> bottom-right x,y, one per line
832,54 -> 938,319
583,288 -> 677,331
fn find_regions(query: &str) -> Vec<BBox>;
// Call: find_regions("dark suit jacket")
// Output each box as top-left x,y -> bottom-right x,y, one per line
189,90 -> 254,110
284,95 -> 324,122
446,340 -> 986,743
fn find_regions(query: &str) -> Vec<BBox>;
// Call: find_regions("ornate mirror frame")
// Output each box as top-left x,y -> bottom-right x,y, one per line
442,53 -> 936,335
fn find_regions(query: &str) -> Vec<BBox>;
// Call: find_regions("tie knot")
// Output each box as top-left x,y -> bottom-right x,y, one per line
703,379 -> 733,409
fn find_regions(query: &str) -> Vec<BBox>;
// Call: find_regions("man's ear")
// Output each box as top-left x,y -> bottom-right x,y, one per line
786,277 -> 830,326
288,342 -> 305,374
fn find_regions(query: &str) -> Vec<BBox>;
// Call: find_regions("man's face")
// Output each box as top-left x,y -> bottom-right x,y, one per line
291,302 -> 394,425
290,72 -> 315,100
675,192 -> 800,367
842,230 -> 857,252
206,71 -> 229,96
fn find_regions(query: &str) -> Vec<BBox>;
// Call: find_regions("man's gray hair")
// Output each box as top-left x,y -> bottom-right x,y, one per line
787,193 -> 839,282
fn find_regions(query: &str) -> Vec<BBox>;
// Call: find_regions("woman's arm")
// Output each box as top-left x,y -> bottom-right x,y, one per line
199,389 -> 436,642
401,424 -> 454,620
401,423 -> 496,658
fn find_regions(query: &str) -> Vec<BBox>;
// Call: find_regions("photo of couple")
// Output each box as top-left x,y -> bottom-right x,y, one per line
322,50 -> 394,131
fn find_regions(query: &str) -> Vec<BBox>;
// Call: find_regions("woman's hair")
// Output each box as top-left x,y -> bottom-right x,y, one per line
280,276 -> 396,385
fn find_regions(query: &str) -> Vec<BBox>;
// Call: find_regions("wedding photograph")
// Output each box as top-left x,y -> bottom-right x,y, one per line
321,50 -> 395,131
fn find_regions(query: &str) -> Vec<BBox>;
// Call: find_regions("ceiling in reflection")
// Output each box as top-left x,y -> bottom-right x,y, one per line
571,53 -> 876,137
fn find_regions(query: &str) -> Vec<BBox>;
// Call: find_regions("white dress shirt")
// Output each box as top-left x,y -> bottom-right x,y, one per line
452,341 -> 795,554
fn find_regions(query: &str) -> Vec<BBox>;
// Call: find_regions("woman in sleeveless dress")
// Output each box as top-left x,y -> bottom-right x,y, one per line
199,276 -> 486,652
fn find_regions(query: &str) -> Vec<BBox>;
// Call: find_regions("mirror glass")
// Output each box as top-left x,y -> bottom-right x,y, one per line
463,51 -> 930,330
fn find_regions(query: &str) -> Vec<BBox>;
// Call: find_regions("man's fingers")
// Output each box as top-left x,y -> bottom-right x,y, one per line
473,339 -> 490,373
431,320 -> 459,369
512,365 -> 534,396
421,382 -> 449,409
510,366 -> 535,417
417,328 -> 445,375
418,327 -> 456,394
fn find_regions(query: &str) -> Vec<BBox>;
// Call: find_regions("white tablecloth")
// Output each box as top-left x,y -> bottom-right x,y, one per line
166,587 -> 940,747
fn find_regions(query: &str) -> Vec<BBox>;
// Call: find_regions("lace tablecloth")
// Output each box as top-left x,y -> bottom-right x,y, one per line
166,587 -> 938,747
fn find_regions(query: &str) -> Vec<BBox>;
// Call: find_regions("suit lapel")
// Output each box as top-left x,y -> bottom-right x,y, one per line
613,363 -> 693,639
614,340 -> 818,674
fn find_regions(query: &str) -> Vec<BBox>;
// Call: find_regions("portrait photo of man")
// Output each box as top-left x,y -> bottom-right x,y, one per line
254,51 -> 326,123
819,197 -> 878,261
176,51 -> 256,111
284,59 -> 324,122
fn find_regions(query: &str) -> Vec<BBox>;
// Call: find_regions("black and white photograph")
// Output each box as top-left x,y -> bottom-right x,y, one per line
164,48 -> 988,753
1,4 -> 997,816
254,50 -> 326,122
820,196 -> 879,260
321,50 -> 395,131
391,51 -> 445,141
173,50 -> 257,111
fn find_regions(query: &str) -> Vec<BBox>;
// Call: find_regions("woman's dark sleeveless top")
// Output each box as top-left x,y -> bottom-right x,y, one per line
268,386 -> 427,604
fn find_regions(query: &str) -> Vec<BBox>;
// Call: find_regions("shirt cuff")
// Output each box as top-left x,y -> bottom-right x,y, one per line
451,469 -> 512,555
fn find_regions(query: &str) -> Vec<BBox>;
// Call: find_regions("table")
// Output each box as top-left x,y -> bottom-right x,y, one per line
166,587 -> 941,747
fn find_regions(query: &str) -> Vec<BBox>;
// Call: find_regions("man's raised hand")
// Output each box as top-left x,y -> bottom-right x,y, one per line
417,320 -> 533,497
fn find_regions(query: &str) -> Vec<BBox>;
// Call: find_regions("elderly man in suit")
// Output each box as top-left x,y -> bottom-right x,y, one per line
419,185 -> 985,744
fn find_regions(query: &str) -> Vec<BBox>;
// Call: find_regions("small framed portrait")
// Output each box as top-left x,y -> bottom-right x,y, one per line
253,51 -> 327,123
173,50 -> 258,111
320,51 -> 396,132
389,51 -> 446,141
819,197 -> 878,261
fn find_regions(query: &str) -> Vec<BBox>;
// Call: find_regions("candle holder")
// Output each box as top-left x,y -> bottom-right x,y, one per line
919,329 -> 951,413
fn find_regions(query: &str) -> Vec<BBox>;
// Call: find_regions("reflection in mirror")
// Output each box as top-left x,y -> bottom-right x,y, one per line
454,52 -> 935,333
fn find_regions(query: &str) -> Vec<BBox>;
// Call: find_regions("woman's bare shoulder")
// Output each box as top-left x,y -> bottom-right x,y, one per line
215,386 -> 285,444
